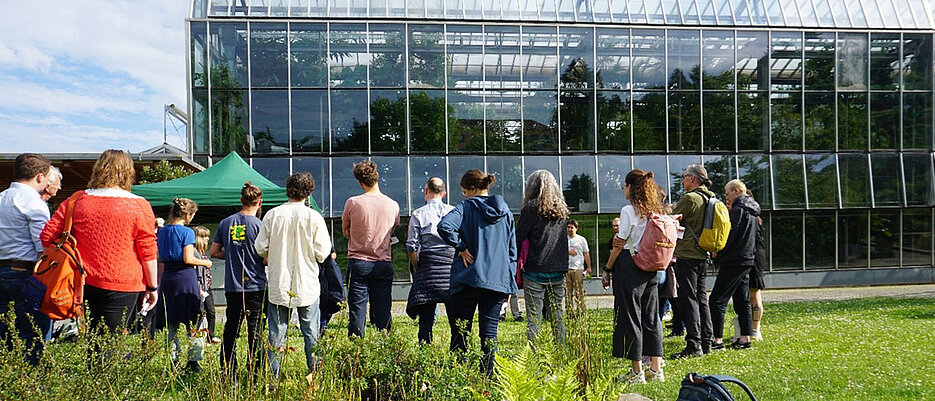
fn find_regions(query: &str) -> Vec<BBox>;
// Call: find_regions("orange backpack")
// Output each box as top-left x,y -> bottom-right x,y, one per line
25,193 -> 85,320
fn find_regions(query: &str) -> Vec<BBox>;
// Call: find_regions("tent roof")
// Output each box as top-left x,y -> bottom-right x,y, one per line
132,152 -> 318,210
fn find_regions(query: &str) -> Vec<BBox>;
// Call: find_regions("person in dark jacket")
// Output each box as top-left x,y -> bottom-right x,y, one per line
438,170 -> 517,377
516,169 -> 569,345
319,247 -> 344,336
709,179 -> 760,350
406,177 -> 456,344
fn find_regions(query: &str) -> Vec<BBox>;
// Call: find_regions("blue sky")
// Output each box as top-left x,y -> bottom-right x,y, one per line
0,1 -> 189,153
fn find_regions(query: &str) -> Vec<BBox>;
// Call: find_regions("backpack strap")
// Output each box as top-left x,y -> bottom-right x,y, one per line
683,189 -> 712,255
707,374 -> 759,401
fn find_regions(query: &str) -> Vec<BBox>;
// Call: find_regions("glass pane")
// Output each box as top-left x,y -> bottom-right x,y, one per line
812,0 -> 835,27
448,90 -> 486,152
838,210 -> 868,268
804,153 -> 838,208
772,154 -> 805,209
903,208 -> 933,265
698,0 -> 716,24
502,0 -> 522,19
369,24 -> 405,87
702,91 -> 735,152
370,157 -> 409,214
575,0 -> 593,21
409,90 -> 447,152
521,26 -> 559,90
561,90 -> 595,151
191,22 -> 208,88
561,156 -> 598,213
871,153 -> 903,206
290,0 -> 309,16
446,25 -> 484,89
632,91 -> 667,151
668,30 -> 700,89
426,0 -> 445,17
703,30 -> 734,90
903,92 -> 934,150
539,0 -> 558,20
663,0 -> 681,23
270,0 -> 288,16
839,153 -> 871,207
211,89 -> 250,154
597,155 -> 632,213
409,25 -> 445,88
765,0 -> 783,25
732,0 -> 751,25
632,29 -> 666,90
837,92 -> 868,150
713,0 -> 733,24
828,0 -> 849,27
293,157 -> 329,216
329,24 -> 368,88
252,158 -> 289,186
596,28 -> 630,90
647,0 -> 666,23
407,0 -> 425,17
192,89 -> 209,153
681,0 -> 701,24
803,91 -> 834,151
291,89 -> 328,153
736,31 -> 768,91
370,89 -> 407,152
249,0 -> 269,16
409,156 -> 447,210
771,212 -> 802,269
524,155 -> 560,184
593,0 -> 613,22
597,91 -> 630,151
633,155 -> 669,196
703,154 -> 736,191
778,0 -> 799,25
209,22 -> 249,88
448,156 -> 486,205
870,33 -> 900,90
739,157 -> 771,210
251,90 -> 290,154
870,92 -> 898,150
445,0 -> 461,18
771,91 -> 802,151
485,26 -> 521,90
485,90 -> 522,152
804,32 -> 835,90
771,31 -> 802,91
837,33 -> 868,90
369,0 -> 387,17
668,155 -> 702,200
903,34 -> 933,90
804,211 -> 835,268
332,157 -> 361,214
628,0 -> 646,23
486,156 -> 524,212
737,91 -> 769,151
669,91 -> 701,152
250,23 -> 288,88
290,23 -> 328,88
330,89 -> 369,152
557,0 -> 576,20
523,90 -> 558,152
903,153 -> 935,206
844,0 -> 867,27
560,27 -> 594,89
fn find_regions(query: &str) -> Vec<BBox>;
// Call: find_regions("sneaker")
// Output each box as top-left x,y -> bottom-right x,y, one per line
662,311 -> 673,322
645,368 -> 665,382
751,329 -> 763,341
618,369 -> 646,384
701,342 -> 712,355
186,361 -> 203,373
499,314 -> 506,322
710,341 -> 727,351
730,317 -> 740,342
669,347 -> 703,360
515,315 -> 524,322
730,340 -> 752,350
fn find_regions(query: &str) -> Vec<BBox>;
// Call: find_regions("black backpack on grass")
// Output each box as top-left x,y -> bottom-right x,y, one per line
677,373 -> 758,401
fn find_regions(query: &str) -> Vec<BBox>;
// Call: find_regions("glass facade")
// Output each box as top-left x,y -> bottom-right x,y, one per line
189,1 -> 935,279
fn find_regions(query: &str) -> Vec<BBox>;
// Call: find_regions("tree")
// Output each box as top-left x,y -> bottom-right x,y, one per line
563,174 -> 596,213
139,160 -> 194,184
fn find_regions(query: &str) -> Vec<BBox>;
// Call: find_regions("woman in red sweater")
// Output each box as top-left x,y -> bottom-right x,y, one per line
41,150 -> 159,335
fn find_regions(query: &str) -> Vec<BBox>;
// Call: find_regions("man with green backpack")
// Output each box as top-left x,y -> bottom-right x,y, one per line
670,164 -> 731,359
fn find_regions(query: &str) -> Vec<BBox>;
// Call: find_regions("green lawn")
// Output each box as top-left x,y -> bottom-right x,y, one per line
1,296 -> 932,400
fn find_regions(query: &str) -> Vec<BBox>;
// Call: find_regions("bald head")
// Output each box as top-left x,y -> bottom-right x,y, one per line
424,177 -> 446,202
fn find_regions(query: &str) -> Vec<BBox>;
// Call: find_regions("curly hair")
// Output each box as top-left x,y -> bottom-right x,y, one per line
88,149 -> 136,191
624,169 -> 664,217
522,170 -> 569,220
286,172 -> 316,200
169,198 -> 198,221
353,160 -> 379,187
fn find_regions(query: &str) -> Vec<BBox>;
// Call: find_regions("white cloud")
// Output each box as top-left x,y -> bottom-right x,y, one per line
0,112 -> 183,153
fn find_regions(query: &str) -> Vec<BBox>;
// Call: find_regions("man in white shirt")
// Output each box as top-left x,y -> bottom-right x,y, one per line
256,172 -> 332,378
565,219 -> 591,317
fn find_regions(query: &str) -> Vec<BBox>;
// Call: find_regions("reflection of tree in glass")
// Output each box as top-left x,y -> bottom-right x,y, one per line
563,174 -> 595,213
597,92 -> 629,151
333,91 -> 457,153
204,65 -> 250,155
290,29 -> 328,87
251,32 -> 288,87
555,58 -> 595,151
410,30 -> 446,88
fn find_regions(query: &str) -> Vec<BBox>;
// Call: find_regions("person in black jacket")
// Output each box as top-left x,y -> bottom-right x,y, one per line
709,179 -> 760,350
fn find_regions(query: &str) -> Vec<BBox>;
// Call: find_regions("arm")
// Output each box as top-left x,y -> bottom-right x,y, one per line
141,258 -> 159,310
255,216 -> 271,258
209,242 -> 225,259
437,204 -> 465,251
341,199 -> 353,239
26,202 -> 50,254
604,241 -> 626,272
183,244 -> 211,267
584,251 -> 592,275
406,214 -> 420,268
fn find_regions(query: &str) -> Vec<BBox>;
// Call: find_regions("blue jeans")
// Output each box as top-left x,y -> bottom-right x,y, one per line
167,320 -> 205,364
447,287 -> 506,377
267,301 -> 319,377
0,267 -> 50,366
346,259 -> 393,338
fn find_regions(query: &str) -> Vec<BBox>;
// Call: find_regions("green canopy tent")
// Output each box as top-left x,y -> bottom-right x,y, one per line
132,152 -> 319,211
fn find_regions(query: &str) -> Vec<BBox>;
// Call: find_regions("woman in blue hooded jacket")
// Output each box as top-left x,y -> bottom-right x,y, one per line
438,169 -> 517,377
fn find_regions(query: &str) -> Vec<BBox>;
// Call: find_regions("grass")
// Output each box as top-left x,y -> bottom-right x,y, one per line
1,296 -> 933,400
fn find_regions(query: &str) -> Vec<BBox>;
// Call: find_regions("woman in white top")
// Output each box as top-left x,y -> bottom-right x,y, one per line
601,169 -> 666,384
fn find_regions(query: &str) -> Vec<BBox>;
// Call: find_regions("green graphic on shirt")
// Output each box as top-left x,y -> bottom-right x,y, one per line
230,224 -> 247,241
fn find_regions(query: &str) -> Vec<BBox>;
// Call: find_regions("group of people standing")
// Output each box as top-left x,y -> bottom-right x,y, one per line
1,150 -> 766,384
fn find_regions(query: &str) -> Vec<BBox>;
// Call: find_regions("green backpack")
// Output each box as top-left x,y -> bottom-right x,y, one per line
687,190 -> 731,253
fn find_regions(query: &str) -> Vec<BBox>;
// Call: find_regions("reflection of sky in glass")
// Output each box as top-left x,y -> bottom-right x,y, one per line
561,155 -> 598,213
410,157 -> 448,207
293,157 -> 331,216
598,155 -> 632,213
486,156 -> 524,211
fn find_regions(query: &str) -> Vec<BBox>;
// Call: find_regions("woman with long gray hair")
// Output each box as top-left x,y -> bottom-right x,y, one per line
516,169 -> 570,345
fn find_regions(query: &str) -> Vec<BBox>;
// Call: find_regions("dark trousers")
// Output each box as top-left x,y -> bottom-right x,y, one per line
612,252 -> 663,360
668,296 -> 685,335
84,284 -> 140,335
347,259 -> 393,338
674,258 -> 713,351
203,292 -> 216,339
221,290 -> 265,375
413,303 -> 445,344
709,265 -> 753,340
448,287 -> 506,377
0,267 -> 51,366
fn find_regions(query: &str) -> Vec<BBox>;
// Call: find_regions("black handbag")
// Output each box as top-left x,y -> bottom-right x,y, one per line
676,373 -> 758,401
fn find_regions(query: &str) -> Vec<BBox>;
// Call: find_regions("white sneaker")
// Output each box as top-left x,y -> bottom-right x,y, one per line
752,329 -> 763,341
645,368 -> 665,382
730,317 -> 740,342
662,310 -> 673,322
619,369 -> 646,384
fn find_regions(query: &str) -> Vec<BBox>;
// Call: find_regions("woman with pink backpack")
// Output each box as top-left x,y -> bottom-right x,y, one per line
601,169 -> 671,384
